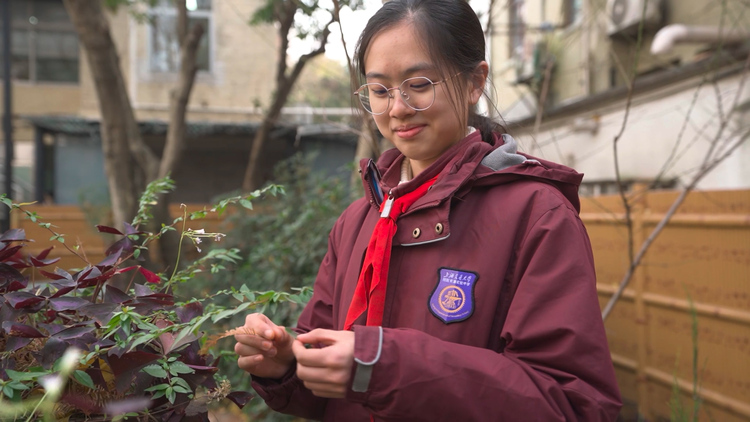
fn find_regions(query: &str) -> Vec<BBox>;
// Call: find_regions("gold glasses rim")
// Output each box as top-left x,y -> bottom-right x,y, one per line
353,74 -> 461,115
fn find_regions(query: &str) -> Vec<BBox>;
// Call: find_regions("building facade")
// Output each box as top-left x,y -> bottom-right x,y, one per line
1,0 -> 284,204
488,0 -> 750,194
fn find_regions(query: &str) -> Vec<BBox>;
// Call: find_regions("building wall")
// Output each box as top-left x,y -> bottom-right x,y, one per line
488,0 -> 750,191
490,0 -> 750,113
512,70 -> 750,190
78,0 -> 276,124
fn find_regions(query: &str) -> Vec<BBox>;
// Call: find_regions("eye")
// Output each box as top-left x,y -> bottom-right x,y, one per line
368,85 -> 389,97
407,80 -> 432,91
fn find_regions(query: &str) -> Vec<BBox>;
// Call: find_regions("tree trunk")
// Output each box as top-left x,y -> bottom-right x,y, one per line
64,0 -> 204,272
153,1 -> 206,271
241,3 -> 333,191
63,0 -> 153,227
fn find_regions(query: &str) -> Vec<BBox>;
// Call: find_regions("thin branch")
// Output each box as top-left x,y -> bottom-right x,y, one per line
602,54 -> 750,319
602,128 -> 750,319
531,58 -> 554,155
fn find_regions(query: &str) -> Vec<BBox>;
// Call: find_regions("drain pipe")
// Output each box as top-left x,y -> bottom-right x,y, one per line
651,24 -> 750,55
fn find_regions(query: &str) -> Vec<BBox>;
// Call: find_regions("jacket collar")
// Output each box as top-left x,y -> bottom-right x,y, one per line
359,130 -> 584,215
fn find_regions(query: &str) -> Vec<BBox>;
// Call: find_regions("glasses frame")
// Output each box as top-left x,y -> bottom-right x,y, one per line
354,75 -> 457,116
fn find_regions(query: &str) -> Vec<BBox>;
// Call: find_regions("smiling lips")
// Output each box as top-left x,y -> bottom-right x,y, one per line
394,124 -> 426,139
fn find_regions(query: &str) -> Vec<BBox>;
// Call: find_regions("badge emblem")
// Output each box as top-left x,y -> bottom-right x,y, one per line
429,268 -> 478,324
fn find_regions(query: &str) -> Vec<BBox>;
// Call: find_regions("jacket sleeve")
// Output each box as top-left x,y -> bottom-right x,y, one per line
250,216 -> 345,420
346,204 -> 622,421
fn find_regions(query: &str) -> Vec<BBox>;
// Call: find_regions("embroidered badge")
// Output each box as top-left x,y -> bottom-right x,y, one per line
428,267 -> 478,324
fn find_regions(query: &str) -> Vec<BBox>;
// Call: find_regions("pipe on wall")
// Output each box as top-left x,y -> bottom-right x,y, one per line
651,24 -> 750,55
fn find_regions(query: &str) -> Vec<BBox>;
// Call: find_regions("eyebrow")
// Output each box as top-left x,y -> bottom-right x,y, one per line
365,63 -> 436,80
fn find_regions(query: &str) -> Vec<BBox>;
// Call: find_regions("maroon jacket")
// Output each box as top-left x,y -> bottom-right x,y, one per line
252,131 -> 622,421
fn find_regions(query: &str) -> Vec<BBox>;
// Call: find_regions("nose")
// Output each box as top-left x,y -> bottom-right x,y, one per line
389,89 -> 416,118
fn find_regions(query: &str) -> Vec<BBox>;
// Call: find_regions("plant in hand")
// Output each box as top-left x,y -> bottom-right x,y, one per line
0,178 -> 310,421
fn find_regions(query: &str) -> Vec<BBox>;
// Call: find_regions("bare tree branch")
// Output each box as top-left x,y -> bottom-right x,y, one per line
602,52 -> 750,320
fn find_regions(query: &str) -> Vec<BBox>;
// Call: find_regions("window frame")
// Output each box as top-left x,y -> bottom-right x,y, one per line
508,0 -> 526,60
146,0 -> 213,75
3,0 -> 80,84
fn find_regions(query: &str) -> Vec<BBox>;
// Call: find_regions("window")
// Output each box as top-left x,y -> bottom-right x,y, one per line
564,0 -> 583,27
149,0 -> 212,73
509,0 -> 526,59
0,0 -> 79,83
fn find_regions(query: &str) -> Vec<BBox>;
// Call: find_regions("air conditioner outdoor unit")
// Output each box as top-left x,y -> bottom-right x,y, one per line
607,0 -> 662,38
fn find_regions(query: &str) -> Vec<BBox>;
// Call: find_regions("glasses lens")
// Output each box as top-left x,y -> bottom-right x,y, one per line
399,77 -> 435,111
358,83 -> 389,114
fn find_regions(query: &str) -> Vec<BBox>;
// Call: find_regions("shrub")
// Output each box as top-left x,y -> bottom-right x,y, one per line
186,154 -> 354,420
0,178 -> 311,421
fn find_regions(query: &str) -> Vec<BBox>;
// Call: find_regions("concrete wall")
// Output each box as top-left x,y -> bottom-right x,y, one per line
512,70 -> 750,190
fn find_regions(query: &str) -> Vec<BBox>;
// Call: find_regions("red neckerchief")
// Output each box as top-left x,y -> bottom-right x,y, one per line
344,175 -> 438,330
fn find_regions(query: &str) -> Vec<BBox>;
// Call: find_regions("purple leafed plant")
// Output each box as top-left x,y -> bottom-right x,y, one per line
0,179 -> 293,421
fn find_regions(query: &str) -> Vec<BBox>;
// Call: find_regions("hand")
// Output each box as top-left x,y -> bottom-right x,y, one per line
234,313 -> 295,379
292,329 -> 355,398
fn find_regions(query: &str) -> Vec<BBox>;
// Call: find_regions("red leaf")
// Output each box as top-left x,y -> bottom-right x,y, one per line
2,322 -> 46,338
106,351 -> 160,378
116,266 -> 138,274
96,225 -> 124,235
31,256 -> 61,268
40,269 -> 68,280
4,291 -> 45,309
36,246 -> 54,260
0,229 -> 29,242
0,262 -> 27,292
0,245 -> 22,262
138,267 -> 161,284
226,391 -> 254,409
49,296 -> 89,312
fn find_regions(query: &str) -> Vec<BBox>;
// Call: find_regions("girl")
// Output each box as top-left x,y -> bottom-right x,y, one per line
235,1 -> 622,420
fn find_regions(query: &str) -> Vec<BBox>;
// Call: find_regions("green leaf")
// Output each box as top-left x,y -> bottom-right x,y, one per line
168,361 -> 195,376
211,301 -> 252,323
166,387 -> 175,403
133,248 -> 141,259
73,370 -> 95,389
144,383 -> 169,392
5,369 -> 49,381
2,385 -> 14,399
172,385 -> 191,394
239,199 -> 254,210
142,364 -> 168,378
172,377 -> 191,390
0,194 -> 12,208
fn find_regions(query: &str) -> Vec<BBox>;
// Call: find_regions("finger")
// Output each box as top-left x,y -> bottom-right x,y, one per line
293,340 -> 350,368
296,363 -> 350,385
234,334 -> 275,351
235,341 -> 277,358
295,328 -> 341,346
237,354 -> 264,372
242,314 -> 280,340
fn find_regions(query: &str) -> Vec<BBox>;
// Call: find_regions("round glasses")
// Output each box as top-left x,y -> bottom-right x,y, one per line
354,76 -> 449,115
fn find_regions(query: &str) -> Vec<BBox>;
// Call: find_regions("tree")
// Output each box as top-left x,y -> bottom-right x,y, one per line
241,0 -> 365,191
63,0 -> 204,269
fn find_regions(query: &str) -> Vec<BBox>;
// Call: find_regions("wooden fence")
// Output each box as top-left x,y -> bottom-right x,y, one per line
9,189 -> 750,421
10,204 -> 226,276
582,188 -> 750,422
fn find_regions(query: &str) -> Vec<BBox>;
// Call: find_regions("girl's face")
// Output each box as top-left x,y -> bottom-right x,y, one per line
363,21 -> 485,177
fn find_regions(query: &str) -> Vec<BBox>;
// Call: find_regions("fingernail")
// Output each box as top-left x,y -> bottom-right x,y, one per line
254,355 -> 263,362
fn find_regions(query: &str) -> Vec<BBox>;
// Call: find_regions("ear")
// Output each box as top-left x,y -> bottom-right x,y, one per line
468,61 -> 489,105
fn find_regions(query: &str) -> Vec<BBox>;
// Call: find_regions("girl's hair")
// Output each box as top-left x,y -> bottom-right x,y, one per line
354,0 -> 507,143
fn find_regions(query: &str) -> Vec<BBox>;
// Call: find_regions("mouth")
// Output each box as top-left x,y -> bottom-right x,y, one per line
393,124 -> 426,139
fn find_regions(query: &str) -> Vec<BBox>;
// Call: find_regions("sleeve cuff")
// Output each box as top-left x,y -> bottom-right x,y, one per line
347,325 -> 383,402
251,365 -> 303,406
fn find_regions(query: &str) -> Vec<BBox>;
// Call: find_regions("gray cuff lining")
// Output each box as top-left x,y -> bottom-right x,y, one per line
351,326 -> 383,393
